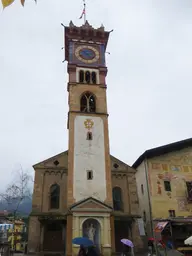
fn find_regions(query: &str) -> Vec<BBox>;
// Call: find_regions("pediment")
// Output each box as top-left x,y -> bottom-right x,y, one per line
33,150 -> 134,173
70,197 -> 112,213
33,151 -> 68,169
110,155 -> 135,172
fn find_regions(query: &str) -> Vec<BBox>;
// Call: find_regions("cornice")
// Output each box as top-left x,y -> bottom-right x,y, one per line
35,167 -> 67,171
112,170 -> 135,175
67,82 -> 107,91
68,110 -> 109,117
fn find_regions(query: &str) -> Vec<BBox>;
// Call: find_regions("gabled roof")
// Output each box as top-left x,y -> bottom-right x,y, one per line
33,150 -> 134,171
69,197 -> 113,212
110,154 -> 130,168
132,138 -> 192,169
33,150 -> 68,168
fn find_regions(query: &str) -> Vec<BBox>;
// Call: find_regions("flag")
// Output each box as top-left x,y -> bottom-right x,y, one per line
79,7 -> 85,19
1,0 -> 15,8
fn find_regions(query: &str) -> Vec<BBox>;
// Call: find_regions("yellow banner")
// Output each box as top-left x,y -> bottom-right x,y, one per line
1,0 -> 15,8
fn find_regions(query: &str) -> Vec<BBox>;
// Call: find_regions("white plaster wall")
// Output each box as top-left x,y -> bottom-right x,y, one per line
135,161 -> 152,235
73,116 -> 106,202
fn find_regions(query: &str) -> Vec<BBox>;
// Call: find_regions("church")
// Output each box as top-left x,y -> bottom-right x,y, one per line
28,20 -> 144,256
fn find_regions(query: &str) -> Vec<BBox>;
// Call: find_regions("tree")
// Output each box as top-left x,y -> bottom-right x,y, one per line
0,168 -> 32,215
0,169 -> 32,251
1,0 -> 36,9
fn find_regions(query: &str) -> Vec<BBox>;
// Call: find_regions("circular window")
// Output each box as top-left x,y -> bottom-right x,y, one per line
113,163 -> 119,169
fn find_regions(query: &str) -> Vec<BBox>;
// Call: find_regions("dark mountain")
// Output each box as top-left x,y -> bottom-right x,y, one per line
0,197 -> 32,216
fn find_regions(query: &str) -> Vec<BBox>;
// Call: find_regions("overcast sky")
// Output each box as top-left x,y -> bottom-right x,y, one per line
0,0 -> 192,188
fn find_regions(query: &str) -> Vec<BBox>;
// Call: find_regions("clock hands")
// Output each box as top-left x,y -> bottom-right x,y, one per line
76,46 -> 99,62
83,49 -> 95,59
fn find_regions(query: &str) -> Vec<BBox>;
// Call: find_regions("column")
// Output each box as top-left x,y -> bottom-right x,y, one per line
62,222 -> 66,255
73,216 -> 80,237
110,215 -> 115,253
28,216 -> 41,254
66,214 -> 73,256
103,217 -> 109,245
40,223 -> 44,251
102,217 -> 112,256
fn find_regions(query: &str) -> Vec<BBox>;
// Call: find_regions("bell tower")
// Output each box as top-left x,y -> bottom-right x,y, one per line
64,20 -> 114,256
65,20 -> 112,206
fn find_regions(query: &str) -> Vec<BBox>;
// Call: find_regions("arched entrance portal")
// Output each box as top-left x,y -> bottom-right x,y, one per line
82,218 -> 101,252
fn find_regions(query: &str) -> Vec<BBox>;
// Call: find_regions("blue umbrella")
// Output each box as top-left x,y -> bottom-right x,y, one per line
72,237 -> 94,247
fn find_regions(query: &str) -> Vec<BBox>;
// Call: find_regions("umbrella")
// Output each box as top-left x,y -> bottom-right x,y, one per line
121,239 -> 134,248
184,236 -> 192,245
72,237 -> 94,247
148,237 -> 155,241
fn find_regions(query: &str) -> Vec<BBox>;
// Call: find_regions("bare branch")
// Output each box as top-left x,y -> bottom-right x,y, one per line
0,167 -> 33,214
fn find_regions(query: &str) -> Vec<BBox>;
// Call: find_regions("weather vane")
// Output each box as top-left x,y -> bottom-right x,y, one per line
79,0 -> 87,24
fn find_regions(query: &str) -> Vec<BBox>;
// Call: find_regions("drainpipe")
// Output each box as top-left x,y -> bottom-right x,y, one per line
144,159 -> 158,255
144,159 -> 153,236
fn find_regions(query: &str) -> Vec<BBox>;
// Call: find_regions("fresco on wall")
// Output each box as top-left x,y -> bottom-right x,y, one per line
151,162 -> 192,176
162,164 -> 169,171
152,163 -> 161,170
157,174 -> 163,180
151,152 -> 192,169
166,192 -> 171,199
156,172 -> 177,181
170,165 -> 181,171
177,198 -> 188,211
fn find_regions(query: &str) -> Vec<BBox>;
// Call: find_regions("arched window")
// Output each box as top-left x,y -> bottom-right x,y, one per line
80,92 -> 96,113
113,187 -> 123,211
79,70 -> 84,83
50,184 -> 60,209
92,72 -> 97,84
85,71 -> 91,83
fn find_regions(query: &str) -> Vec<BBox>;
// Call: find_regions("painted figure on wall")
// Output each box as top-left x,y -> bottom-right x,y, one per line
158,174 -> 163,180
177,198 -> 187,211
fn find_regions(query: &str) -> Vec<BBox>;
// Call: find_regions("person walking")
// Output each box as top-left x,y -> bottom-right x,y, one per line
78,245 -> 87,256
87,246 -> 98,256
121,244 -> 132,256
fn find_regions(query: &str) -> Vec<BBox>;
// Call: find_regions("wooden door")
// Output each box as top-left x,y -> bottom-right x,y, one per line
114,221 -> 130,253
43,222 -> 63,252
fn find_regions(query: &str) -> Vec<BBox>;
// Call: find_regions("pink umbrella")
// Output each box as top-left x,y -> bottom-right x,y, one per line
121,239 -> 134,248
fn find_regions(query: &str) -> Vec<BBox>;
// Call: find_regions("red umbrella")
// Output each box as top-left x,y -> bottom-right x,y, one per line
148,238 -> 155,241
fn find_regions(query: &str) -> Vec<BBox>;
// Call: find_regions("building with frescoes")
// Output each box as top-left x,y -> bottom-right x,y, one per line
8,219 -> 27,252
134,138 -> 192,254
0,220 -> 27,252
27,20 -> 145,256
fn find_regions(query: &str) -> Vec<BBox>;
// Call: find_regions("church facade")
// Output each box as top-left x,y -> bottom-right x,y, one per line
28,21 -> 144,256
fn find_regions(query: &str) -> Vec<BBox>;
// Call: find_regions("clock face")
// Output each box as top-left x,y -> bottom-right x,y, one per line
75,45 -> 100,64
